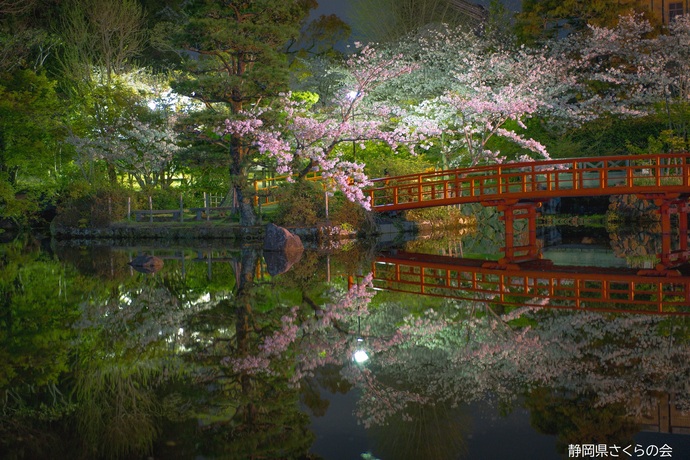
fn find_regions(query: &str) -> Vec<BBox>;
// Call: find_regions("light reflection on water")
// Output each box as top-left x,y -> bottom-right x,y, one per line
1,224 -> 689,460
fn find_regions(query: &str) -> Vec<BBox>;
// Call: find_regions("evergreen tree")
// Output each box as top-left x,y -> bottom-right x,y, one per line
168,0 -> 315,226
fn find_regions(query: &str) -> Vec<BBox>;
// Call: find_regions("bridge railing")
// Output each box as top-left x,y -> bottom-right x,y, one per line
369,254 -> 690,315
368,153 -> 690,211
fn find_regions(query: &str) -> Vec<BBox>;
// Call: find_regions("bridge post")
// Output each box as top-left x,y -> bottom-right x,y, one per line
485,200 -> 543,267
638,193 -> 690,271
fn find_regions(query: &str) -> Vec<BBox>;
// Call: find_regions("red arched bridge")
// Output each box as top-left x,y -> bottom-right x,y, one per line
353,251 -> 690,316
366,153 -> 690,269
253,153 -> 690,269
366,153 -> 690,211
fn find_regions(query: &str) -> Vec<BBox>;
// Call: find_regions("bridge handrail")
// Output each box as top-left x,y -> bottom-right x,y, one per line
368,152 -> 690,210
365,252 -> 690,315
369,153 -> 688,185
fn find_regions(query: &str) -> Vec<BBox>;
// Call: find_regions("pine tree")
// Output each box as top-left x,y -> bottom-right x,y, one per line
169,0 -> 315,226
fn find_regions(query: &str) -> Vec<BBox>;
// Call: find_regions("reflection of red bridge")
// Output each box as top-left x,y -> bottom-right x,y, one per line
369,153 -> 690,269
360,251 -> 690,316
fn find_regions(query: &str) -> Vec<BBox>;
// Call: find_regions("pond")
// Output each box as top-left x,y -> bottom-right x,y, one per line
1,220 -> 690,460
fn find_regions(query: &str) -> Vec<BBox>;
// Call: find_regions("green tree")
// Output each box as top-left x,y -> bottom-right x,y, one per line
55,0 -> 146,84
0,0 -> 59,74
167,0 -> 315,226
515,0 -> 649,44
0,69 -> 64,222
350,0 -> 480,43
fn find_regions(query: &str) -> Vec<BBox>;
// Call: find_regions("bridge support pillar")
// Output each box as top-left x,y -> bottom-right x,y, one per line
483,200 -> 543,267
637,193 -> 690,270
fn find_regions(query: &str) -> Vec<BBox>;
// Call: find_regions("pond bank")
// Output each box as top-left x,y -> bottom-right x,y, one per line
49,216 -> 422,245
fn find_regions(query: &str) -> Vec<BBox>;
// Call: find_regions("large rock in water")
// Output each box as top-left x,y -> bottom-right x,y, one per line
128,254 -> 164,274
263,224 -> 303,276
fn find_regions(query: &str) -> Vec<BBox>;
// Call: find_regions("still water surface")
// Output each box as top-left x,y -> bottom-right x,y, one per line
1,224 -> 690,459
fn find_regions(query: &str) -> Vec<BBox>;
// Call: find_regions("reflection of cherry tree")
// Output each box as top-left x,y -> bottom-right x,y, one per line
227,272 -> 690,431
77,276 -> 219,350
381,306 -> 690,425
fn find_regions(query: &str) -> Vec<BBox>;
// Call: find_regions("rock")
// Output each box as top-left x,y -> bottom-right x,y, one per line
263,249 -> 303,276
263,224 -> 304,276
263,223 -> 304,254
128,254 -> 164,274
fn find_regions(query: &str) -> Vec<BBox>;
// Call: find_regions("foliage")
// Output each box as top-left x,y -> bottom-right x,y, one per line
165,0 -> 316,226
53,186 -> 131,228
63,73 -> 185,190
0,69 -> 64,187
361,141 -> 434,178
55,0 -> 146,83
385,25 -> 566,167
552,14 -> 690,135
273,180 -> 324,227
515,0 -> 651,45
349,0 -> 478,43
67,116 -> 181,190
286,13 -> 351,60
272,179 -> 369,230
221,43 -> 420,210
328,193 -> 370,233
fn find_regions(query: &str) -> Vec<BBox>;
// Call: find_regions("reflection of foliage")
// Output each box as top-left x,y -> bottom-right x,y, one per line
77,277 -> 216,351
367,401 -> 469,460
608,225 -> 663,264
5,239 -> 690,458
0,240 -> 86,456
74,361 -> 171,460
403,224 -> 475,255
526,388 -> 637,455
55,244 -> 132,281
0,240 -> 85,390
300,364 -> 353,417
404,205 -> 475,232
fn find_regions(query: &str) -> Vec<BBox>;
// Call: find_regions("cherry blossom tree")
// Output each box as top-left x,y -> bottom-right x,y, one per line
371,25 -> 572,168
67,117 -> 180,189
563,13 -> 690,150
221,44 -> 419,209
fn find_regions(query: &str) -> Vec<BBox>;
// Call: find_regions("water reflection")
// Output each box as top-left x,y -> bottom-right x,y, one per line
1,226 -> 689,459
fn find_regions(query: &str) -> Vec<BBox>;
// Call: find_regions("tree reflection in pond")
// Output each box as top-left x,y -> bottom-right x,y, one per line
1,239 -> 690,459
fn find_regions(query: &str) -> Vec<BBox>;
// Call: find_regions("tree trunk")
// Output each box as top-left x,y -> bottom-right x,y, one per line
107,162 -> 118,186
234,247 -> 258,422
230,135 -> 257,227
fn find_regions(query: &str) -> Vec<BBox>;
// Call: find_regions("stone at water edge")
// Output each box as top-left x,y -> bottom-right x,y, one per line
263,223 -> 304,254
263,224 -> 304,276
128,254 -> 164,273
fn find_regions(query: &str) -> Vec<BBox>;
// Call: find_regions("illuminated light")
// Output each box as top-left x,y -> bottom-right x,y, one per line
353,349 -> 369,364
347,90 -> 358,101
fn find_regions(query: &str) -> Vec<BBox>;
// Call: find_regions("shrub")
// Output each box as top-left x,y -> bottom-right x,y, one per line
273,179 -> 372,231
54,185 -> 131,228
328,193 -> 371,233
273,180 -> 324,227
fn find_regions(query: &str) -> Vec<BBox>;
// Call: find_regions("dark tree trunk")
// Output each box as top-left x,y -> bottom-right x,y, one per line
234,247 -> 258,422
230,135 -> 257,227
